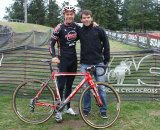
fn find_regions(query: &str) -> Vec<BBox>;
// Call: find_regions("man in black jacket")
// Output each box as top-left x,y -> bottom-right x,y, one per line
78,10 -> 110,118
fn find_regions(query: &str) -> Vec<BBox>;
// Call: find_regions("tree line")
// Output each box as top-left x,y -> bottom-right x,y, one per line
4,0 -> 160,32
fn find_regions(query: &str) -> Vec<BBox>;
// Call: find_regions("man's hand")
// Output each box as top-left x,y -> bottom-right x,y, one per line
52,57 -> 60,64
93,22 -> 99,27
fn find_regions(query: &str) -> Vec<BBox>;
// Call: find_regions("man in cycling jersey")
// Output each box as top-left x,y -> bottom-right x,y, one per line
49,6 -> 79,122
78,10 -> 110,118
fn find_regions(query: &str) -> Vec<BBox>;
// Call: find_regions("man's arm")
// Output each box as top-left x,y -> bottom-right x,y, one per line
49,35 -> 56,58
49,24 -> 61,63
100,28 -> 110,65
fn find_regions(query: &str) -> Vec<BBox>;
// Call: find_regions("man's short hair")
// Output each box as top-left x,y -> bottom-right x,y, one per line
80,10 -> 92,19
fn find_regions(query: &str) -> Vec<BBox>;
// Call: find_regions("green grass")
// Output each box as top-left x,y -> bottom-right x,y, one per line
0,96 -> 160,130
0,21 -> 52,32
109,39 -> 143,52
75,39 -> 143,52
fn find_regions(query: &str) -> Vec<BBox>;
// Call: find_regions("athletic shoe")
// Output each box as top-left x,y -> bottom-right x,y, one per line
55,112 -> 62,122
65,108 -> 77,115
83,110 -> 89,117
101,112 -> 108,119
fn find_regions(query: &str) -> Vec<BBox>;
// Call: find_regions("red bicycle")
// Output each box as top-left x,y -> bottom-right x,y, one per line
12,59 -> 120,129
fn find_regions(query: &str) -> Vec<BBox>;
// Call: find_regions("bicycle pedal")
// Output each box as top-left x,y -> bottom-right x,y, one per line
28,104 -> 35,112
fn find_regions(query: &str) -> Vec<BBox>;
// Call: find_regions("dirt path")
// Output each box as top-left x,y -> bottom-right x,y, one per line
149,110 -> 160,116
52,119 -> 86,130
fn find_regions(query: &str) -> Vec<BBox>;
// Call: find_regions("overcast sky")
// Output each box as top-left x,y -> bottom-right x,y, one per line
0,0 -> 77,19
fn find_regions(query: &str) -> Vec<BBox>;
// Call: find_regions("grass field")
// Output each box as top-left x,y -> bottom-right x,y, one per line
0,21 -> 52,32
0,96 -> 160,130
108,40 -> 142,52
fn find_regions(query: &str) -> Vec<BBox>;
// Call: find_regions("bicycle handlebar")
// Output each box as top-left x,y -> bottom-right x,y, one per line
86,65 -> 108,76
40,59 -> 53,73
41,59 -> 51,64
41,59 -> 108,76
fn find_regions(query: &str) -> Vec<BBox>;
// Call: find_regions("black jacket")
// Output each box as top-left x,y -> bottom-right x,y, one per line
78,24 -> 110,65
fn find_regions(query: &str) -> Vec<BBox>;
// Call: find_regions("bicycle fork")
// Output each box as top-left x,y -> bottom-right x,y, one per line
88,80 -> 103,107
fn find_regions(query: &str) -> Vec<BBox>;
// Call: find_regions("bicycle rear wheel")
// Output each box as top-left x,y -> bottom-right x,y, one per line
79,82 -> 120,129
12,80 -> 55,124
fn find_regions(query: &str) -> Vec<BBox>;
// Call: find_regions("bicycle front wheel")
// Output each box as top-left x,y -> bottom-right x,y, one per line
12,80 -> 55,124
79,82 -> 120,129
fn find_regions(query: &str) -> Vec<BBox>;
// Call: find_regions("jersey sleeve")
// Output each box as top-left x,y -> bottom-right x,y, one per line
49,24 -> 61,57
99,28 -> 110,64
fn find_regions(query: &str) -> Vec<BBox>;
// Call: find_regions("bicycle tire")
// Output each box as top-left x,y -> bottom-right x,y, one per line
79,82 -> 120,129
12,80 -> 55,124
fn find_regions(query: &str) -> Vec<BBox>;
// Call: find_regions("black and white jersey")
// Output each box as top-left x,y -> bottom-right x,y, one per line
49,23 -> 79,58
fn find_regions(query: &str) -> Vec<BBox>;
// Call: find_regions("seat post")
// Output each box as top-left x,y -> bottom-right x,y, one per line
49,63 -> 53,73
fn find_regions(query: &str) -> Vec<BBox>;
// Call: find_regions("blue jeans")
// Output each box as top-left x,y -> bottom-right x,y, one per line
81,63 -> 107,113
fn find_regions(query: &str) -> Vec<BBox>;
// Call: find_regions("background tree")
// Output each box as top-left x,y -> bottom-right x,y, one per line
46,0 -> 60,27
28,0 -> 46,25
114,0 -> 123,30
122,0 -> 156,32
4,0 -> 160,32
154,0 -> 160,30
77,0 -> 119,30
121,0 -> 129,31
4,0 -> 24,21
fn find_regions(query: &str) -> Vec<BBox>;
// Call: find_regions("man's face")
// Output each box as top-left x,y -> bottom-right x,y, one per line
64,11 -> 75,24
81,14 -> 93,26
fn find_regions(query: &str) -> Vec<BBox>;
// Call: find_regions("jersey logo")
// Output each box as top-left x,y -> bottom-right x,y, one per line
65,30 -> 77,41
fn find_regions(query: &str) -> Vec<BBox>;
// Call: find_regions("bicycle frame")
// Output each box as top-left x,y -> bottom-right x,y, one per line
34,66 -> 103,111
12,60 -> 120,128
